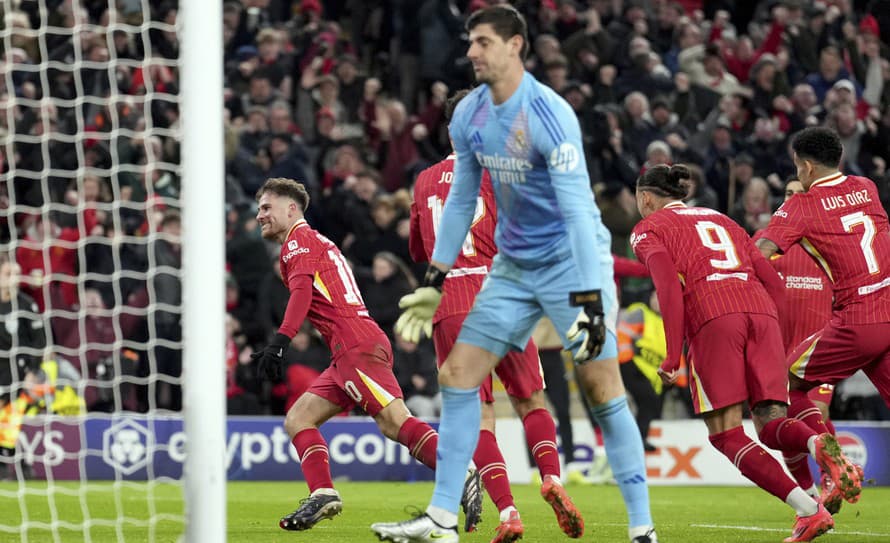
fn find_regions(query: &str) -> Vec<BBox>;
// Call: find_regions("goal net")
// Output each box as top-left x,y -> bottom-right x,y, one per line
0,1 -> 224,541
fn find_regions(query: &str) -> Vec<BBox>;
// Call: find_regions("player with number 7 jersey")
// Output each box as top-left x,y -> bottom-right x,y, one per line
254,178 -> 480,534
758,127 -> 890,410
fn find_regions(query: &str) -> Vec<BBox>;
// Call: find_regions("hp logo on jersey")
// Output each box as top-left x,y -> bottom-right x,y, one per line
549,143 -> 580,173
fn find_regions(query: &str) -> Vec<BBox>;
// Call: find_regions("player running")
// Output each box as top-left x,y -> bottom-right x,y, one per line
253,178 -> 480,532
632,163 -> 854,542
372,5 -> 656,543
756,177 -> 838,510
758,126 -> 887,508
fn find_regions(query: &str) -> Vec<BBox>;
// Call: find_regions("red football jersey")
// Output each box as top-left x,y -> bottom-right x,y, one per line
767,244 -> 833,353
409,155 -> 497,323
631,203 -> 777,337
761,173 -> 890,325
279,219 -> 383,350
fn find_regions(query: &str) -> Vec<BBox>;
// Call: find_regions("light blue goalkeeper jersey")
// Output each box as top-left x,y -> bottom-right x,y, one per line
432,71 -> 609,292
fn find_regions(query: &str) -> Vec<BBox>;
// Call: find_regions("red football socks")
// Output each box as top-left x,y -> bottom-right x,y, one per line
789,389 -> 831,435
523,408 -> 561,478
473,429 -> 515,512
396,416 -> 439,469
710,426 -> 796,501
293,428 -> 333,493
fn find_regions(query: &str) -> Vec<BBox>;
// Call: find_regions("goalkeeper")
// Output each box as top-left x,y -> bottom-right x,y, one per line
372,6 -> 655,543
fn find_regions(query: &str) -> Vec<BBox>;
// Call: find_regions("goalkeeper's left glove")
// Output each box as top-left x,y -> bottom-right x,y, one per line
566,289 -> 606,363
395,266 -> 447,343
252,333 -> 290,380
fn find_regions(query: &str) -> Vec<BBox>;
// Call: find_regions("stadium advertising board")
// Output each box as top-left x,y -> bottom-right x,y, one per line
13,416 -> 890,485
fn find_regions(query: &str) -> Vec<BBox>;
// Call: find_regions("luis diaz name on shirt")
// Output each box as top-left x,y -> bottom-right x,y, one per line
821,189 -> 872,211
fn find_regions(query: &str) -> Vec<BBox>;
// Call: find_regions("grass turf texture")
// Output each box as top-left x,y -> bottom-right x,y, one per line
0,482 -> 887,542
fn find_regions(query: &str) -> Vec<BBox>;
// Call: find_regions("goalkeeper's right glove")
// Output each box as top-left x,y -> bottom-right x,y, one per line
566,289 -> 606,363
395,266 -> 447,343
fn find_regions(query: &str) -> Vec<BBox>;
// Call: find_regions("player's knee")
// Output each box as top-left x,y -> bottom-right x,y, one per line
751,400 -> 788,424
510,392 -> 544,419
284,409 -> 313,437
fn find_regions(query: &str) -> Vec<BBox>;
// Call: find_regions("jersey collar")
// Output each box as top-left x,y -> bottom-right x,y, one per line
286,219 -> 308,238
809,171 -> 845,189
664,201 -> 687,209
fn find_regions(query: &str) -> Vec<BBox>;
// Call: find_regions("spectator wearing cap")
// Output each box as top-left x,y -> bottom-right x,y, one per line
226,44 -> 261,97
826,79 -> 871,121
805,45 -> 860,102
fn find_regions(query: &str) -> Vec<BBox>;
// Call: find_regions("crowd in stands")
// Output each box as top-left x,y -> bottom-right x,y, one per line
0,0 -> 889,421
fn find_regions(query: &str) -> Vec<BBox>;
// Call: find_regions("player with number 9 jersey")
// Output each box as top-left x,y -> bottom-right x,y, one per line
631,194 -> 785,414
632,165 -> 841,542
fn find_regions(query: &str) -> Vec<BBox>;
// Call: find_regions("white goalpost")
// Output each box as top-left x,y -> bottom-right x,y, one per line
180,0 -> 226,541
0,0 -> 225,541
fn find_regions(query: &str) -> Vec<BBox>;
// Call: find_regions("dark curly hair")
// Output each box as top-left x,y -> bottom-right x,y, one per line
791,127 -> 843,169
637,164 -> 692,200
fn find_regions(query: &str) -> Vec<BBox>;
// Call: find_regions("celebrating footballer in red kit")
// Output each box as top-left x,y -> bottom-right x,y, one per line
632,163 -> 860,543
253,177 -> 480,533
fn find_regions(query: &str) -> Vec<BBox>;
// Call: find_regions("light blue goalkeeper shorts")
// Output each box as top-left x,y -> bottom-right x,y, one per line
457,251 -> 619,361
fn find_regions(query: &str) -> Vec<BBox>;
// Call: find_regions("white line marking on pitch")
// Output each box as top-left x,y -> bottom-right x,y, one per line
692,523 -> 890,538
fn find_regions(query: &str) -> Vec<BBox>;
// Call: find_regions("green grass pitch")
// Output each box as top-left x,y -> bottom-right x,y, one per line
0,482 -> 888,542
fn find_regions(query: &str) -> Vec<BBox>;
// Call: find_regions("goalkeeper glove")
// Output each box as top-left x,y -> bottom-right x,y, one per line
252,333 -> 290,380
395,266 -> 447,343
566,290 -> 606,363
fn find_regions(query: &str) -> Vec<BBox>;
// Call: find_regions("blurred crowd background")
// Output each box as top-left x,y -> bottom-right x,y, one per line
1,0 -> 889,427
